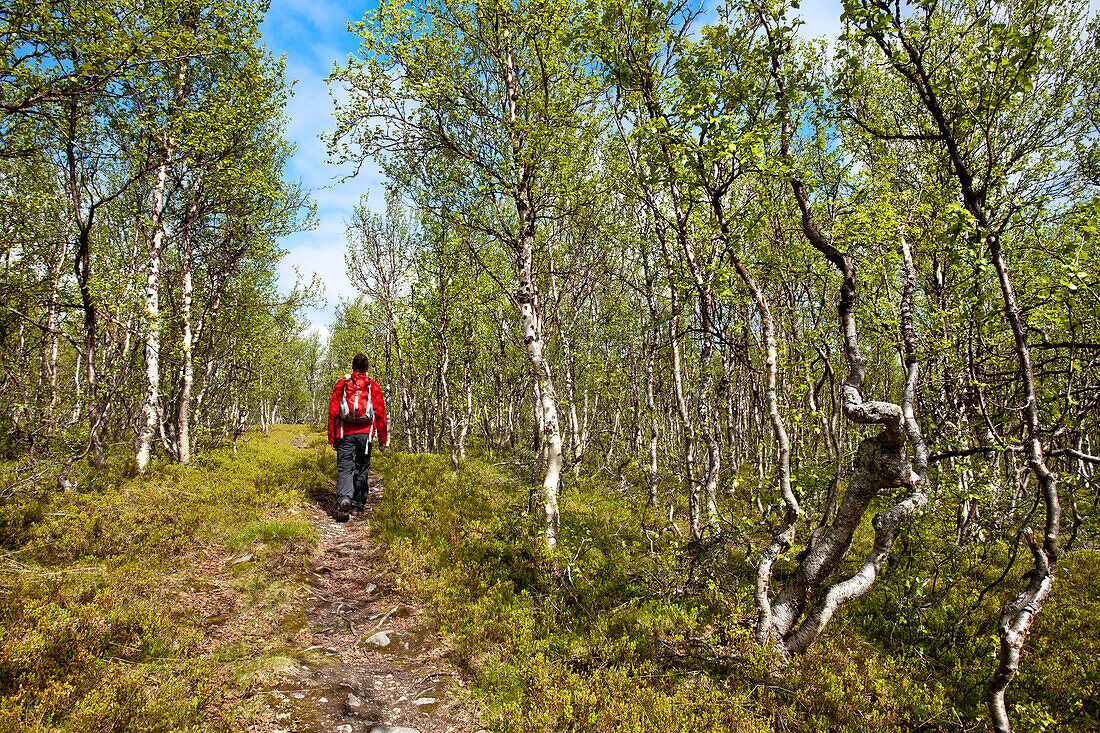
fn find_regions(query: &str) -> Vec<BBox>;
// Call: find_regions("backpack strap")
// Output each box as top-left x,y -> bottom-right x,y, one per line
338,375 -> 352,439
367,380 -> 374,440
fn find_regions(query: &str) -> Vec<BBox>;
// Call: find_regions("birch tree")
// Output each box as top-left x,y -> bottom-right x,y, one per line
835,0 -> 1100,727
1,0 -> 311,477
330,0 -> 601,549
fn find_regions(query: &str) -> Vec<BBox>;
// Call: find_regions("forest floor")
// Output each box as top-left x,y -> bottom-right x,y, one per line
231,433 -> 483,733
0,425 -> 489,732
5,426 -> 1096,731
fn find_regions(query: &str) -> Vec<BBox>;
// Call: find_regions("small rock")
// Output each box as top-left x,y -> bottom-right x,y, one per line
230,553 -> 252,565
363,630 -> 392,647
413,697 -> 437,706
336,726 -> 353,733
365,582 -> 377,594
275,712 -> 290,721
348,693 -> 362,708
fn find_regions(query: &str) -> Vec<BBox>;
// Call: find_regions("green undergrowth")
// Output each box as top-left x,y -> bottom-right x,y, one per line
0,425 -> 330,732
370,450 -> 1100,732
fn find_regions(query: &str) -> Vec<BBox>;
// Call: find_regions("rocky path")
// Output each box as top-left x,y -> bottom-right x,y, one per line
252,447 -> 481,733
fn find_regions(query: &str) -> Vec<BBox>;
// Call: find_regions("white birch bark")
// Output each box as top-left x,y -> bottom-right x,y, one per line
437,265 -> 455,467
564,340 -> 581,464
502,23 -> 563,550
645,331 -> 659,508
190,290 -> 221,456
177,202 -> 197,465
457,356 -> 472,463
393,328 -> 415,451
38,236 -> 69,439
984,234 -> 1059,733
135,144 -> 171,473
750,42 -> 932,651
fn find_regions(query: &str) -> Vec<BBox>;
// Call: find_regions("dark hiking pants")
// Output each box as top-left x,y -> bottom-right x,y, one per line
335,433 -> 372,510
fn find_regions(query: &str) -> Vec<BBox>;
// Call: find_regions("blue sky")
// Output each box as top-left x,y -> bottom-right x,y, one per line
261,0 -> 845,338
261,0 -> 385,341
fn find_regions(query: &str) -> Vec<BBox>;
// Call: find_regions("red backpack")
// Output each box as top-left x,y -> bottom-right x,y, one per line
338,374 -> 374,425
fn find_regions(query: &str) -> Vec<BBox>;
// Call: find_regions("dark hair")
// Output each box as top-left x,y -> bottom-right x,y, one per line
352,353 -> 369,373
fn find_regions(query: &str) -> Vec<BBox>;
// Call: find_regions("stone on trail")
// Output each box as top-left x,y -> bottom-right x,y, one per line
335,726 -> 353,733
363,630 -> 392,647
348,692 -> 362,708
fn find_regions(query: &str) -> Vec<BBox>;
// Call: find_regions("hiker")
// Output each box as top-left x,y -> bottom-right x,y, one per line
328,353 -> 387,521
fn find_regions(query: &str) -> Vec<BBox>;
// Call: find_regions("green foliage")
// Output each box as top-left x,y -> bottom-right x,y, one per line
365,447 -> 1100,730
0,0 -> 316,463
0,426 -> 321,730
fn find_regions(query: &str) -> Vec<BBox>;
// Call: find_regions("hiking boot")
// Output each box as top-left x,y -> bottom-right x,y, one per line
336,498 -> 351,522
349,506 -> 363,519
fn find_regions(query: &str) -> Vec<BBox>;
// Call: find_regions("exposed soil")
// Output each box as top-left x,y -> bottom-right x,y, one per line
183,436 -> 482,733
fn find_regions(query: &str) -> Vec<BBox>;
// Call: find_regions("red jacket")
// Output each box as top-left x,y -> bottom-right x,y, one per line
328,372 -> 388,446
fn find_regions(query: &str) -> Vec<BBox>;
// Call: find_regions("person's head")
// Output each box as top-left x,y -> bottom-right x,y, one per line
352,353 -> 369,373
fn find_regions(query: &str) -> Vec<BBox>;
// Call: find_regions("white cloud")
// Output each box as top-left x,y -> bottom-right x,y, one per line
795,0 -> 844,46
300,322 -> 331,342
264,0 -> 390,337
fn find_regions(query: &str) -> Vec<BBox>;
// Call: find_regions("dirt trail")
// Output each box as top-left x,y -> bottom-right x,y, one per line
251,441 -> 482,733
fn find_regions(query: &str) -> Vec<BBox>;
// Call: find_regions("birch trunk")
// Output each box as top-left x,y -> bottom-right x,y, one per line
645,331 -> 659,508
984,234 -> 1060,733
756,49 -> 931,652
649,219 -> 697,536
564,341 -> 581,464
191,291 -> 222,456
735,273 -> 798,642
840,16 -> 1061,727
705,198 -> 800,635
177,202 -> 197,465
66,97 -> 105,468
393,326 -> 414,451
135,143 -> 171,472
502,25 -> 564,550
697,294 -> 721,534
438,273 -> 454,466
669,311 -> 697,537
38,236 -> 69,440
457,356 -> 472,464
